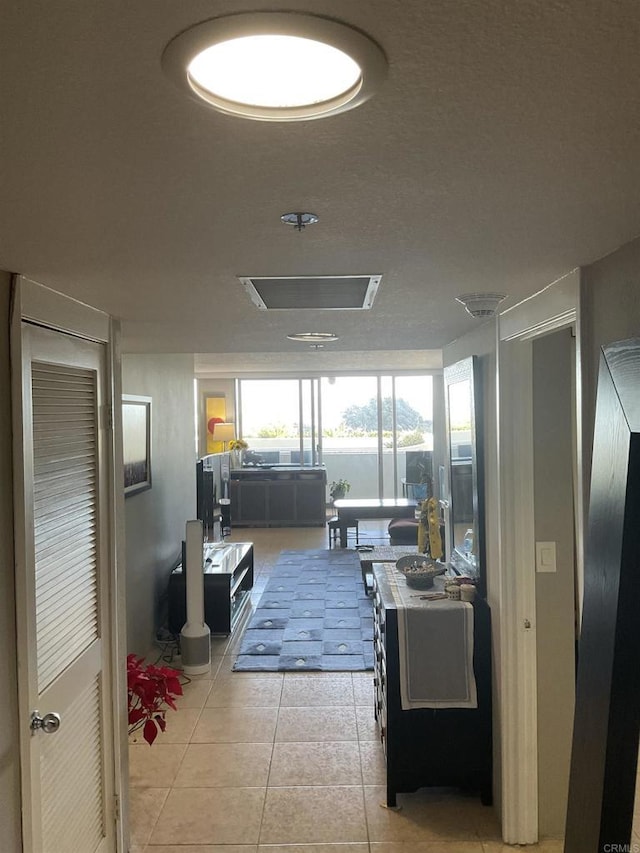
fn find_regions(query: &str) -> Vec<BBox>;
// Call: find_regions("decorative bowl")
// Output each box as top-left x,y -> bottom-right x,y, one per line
395,556 -> 446,589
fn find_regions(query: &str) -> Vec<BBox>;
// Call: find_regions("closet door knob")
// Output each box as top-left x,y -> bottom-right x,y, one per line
30,711 -> 61,734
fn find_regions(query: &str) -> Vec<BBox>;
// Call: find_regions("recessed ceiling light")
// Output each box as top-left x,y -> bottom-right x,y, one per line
287,332 -> 339,343
281,212 -> 319,230
162,13 -> 387,121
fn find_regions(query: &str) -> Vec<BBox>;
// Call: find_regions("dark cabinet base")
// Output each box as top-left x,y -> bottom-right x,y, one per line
230,467 -> 327,527
375,699 -> 494,808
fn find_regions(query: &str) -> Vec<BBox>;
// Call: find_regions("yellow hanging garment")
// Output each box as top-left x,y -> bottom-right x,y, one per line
417,502 -> 428,554
426,497 -> 443,560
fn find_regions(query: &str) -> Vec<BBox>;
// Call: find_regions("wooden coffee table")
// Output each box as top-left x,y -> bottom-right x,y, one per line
357,545 -> 420,593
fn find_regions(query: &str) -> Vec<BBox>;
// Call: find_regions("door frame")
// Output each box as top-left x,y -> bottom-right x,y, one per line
10,275 -> 127,852
496,269 -> 585,843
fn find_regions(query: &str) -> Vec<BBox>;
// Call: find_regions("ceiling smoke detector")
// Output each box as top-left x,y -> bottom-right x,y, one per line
455,293 -> 507,318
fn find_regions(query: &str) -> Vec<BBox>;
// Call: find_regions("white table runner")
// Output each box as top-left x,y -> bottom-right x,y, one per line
384,569 -> 478,710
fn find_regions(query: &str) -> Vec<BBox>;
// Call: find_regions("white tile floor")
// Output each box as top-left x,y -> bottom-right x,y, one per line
129,523 -> 566,853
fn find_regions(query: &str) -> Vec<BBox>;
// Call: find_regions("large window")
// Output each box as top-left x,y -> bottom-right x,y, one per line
238,379 -> 309,463
237,373 -> 434,499
320,376 -> 380,499
392,375 -> 434,498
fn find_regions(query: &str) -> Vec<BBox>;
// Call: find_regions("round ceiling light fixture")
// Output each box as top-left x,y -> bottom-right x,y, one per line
281,212 -> 319,230
287,332 -> 339,343
162,13 -> 387,121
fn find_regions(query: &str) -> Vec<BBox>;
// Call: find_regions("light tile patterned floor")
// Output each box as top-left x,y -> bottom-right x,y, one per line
129,523 -> 564,853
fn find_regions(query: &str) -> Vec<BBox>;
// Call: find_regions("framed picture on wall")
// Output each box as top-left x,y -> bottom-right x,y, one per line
123,394 -> 152,496
205,395 -> 227,453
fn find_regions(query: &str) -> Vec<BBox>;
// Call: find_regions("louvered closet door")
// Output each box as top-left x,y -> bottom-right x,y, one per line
18,323 -> 114,853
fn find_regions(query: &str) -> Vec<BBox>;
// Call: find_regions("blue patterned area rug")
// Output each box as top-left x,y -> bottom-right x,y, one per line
233,549 -> 374,672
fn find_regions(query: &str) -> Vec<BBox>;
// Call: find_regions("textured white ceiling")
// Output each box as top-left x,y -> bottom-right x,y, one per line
2,0 -> 640,366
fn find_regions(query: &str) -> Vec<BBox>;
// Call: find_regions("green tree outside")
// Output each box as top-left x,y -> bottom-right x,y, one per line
342,397 -> 431,433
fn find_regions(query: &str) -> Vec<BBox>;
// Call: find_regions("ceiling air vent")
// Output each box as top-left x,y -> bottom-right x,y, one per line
238,275 -> 381,310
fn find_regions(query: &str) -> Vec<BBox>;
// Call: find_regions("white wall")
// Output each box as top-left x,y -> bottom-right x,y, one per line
443,320 -> 501,817
123,354 -> 197,656
532,329 -> 576,837
0,271 -> 22,849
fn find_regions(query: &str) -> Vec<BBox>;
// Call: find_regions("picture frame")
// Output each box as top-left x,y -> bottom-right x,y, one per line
123,394 -> 152,496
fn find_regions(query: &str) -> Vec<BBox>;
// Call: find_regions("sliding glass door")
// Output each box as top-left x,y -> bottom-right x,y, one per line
392,375 -> 434,498
319,376 -> 380,499
238,379 -> 303,463
237,373 -> 434,500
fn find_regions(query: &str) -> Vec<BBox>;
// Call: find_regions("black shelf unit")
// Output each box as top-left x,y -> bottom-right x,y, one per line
168,542 -> 254,636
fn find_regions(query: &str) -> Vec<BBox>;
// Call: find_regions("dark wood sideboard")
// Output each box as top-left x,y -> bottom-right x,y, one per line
372,563 -> 493,808
230,466 -> 327,527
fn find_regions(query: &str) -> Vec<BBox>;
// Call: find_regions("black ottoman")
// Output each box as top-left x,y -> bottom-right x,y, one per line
388,517 -> 419,545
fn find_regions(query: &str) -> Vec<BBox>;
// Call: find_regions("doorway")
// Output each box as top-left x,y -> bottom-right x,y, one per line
11,276 -> 126,852
496,270 -> 583,844
14,322 -> 115,851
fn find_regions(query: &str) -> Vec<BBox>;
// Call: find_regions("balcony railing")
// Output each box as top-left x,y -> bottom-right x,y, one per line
243,440 -> 433,501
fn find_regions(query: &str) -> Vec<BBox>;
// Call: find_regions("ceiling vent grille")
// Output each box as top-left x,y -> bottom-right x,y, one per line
238,275 -> 381,310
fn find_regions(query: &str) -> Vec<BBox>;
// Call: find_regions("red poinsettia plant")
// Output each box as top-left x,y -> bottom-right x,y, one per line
127,653 -> 183,745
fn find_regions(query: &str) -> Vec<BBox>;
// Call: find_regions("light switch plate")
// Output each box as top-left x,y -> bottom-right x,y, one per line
536,541 -> 557,573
